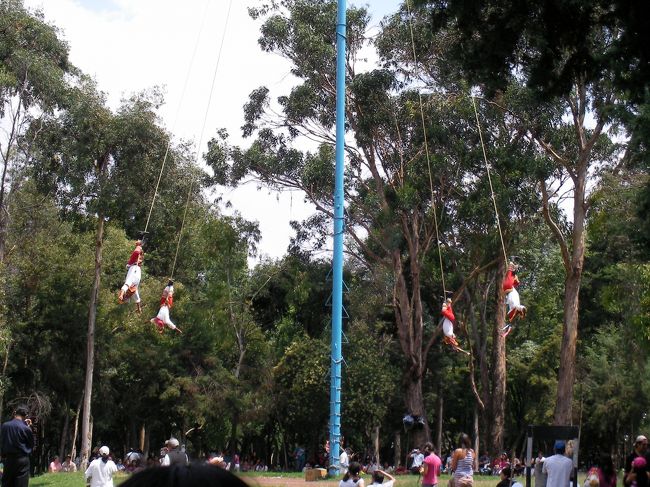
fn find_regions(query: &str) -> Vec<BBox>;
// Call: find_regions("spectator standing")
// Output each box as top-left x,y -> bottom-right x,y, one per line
340,448 -> 350,475
542,441 -> 573,487
84,446 -> 118,487
411,449 -> 425,475
1,405 -> 34,487
422,443 -> 442,487
162,438 -> 188,466
626,436 -> 650,487
594,453 -> 616,487
451,433 -> 475,487
534,451 -> 547,487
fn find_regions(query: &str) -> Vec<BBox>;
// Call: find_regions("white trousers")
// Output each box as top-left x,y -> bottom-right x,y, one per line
442,317 -> 454,337
154,305 -> 176,330
506,288 -> 524,312
121,265 -> 141,303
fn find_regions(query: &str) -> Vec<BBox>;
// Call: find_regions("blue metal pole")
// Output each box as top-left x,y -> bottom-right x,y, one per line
329,0 -> 346,475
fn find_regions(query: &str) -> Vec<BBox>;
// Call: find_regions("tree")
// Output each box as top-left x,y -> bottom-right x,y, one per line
0,0 -> 73,262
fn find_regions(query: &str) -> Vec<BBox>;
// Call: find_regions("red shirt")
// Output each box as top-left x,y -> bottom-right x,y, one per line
502,270 -> 519,292
441,303 -> 455,322
127,245 -> 143,266
423,453 -> 442,485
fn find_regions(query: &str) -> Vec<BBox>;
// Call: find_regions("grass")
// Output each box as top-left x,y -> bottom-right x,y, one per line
30,470 -> 590,487
30,472 -> 130,486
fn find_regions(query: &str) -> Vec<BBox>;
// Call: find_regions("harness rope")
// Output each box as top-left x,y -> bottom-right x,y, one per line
404,0 -> 447,296
142,0 -> 212,236
170,0 -> 234,279
470,96 -> 509,265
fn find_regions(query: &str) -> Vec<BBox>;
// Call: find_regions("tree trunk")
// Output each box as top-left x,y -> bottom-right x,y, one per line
58,402 -> 70,459
139,423 -> 145,452
553,175 -> 586,425
372,425 -> 380,463
489,259 -> 507,456
70,393 -> 82,463
473,407 -> 480,467
553,269 -> 581,424
80,212 -> 105,470
436,394 -> 443,455
0,340 -> 12,418
394,431 -> 401,469
404,373 -> 429,447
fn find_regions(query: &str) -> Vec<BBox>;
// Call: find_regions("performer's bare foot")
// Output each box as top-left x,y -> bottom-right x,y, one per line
136,302 -> 142,314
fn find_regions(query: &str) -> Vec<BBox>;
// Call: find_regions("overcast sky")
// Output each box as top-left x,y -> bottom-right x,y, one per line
23,0 -> 402,261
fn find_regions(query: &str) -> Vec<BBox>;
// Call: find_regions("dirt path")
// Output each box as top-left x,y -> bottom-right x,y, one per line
245,477 -> 339,487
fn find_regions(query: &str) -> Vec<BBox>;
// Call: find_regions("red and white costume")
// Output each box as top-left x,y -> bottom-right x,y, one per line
151,283 -> 181,333
440,299 -> 460,348
503,264 -> 526,321
120,241 -> 143,305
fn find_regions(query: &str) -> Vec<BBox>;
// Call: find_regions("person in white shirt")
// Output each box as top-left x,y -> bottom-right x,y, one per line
542,441 -> 573,487
85,446 -> 118,487
340,448 -> 350,474
410,449 -> 425,474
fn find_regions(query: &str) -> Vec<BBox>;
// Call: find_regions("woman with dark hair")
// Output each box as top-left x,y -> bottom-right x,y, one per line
450,433 -> 475,487
120,463 -> 250,487
340,461 -> 365,487
597,453 -> 617,487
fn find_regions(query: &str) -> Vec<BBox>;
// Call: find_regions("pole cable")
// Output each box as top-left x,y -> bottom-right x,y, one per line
142,0 -> 212,236
404,0 -> 446,295
170,0 -> 234,279
470,95 -> 509,265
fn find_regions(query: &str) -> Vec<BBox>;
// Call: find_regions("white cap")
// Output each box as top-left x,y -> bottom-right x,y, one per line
167,438 -> 179,448
99,446 -> 110,456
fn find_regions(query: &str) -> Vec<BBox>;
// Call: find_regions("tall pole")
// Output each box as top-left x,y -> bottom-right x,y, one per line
329,0 -> 346,474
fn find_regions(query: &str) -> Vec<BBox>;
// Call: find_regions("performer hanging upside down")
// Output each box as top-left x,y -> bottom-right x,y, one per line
440,298 -> 469,355
503,262 -> 526,321
151,280 -> 182,334
118,240 -> 143,313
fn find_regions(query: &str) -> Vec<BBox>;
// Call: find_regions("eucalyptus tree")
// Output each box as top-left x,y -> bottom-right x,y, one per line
0,0 -> 73,262
208,0 -> 537,446
31,78 -> 193,468
410,0 -> 632,425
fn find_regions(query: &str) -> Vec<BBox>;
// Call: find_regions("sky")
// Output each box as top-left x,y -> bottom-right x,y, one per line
23,0 -> 403,262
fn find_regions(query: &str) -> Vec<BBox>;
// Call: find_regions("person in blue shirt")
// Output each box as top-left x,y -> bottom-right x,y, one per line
1,405 -> 34,487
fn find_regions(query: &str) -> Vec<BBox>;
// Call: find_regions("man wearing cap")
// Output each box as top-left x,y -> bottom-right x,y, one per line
624,435 -> 650,486
85,446 -> 118,487
542,441 -> 573,487
1,405 -> 34,487
161,438 -> 188,466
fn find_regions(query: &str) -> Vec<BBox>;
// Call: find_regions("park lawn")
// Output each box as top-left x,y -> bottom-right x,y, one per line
30,471 -> 130,486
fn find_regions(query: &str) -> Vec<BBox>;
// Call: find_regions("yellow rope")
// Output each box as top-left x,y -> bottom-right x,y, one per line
471,96 -> 508,265
170,0 -> 234,279
405,0 -> 446,295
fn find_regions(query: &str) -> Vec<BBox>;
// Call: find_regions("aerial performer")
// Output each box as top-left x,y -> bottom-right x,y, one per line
502,261 -> 526,336
151,280 -> 182,334
440,298 -> 469,355
118,240 -> 143,313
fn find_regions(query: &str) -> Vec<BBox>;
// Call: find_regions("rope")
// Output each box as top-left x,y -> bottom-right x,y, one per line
142,0 -> 212,237
170,0 -> 234,279
405,0 -> 446,296
470,96 -> 509,266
